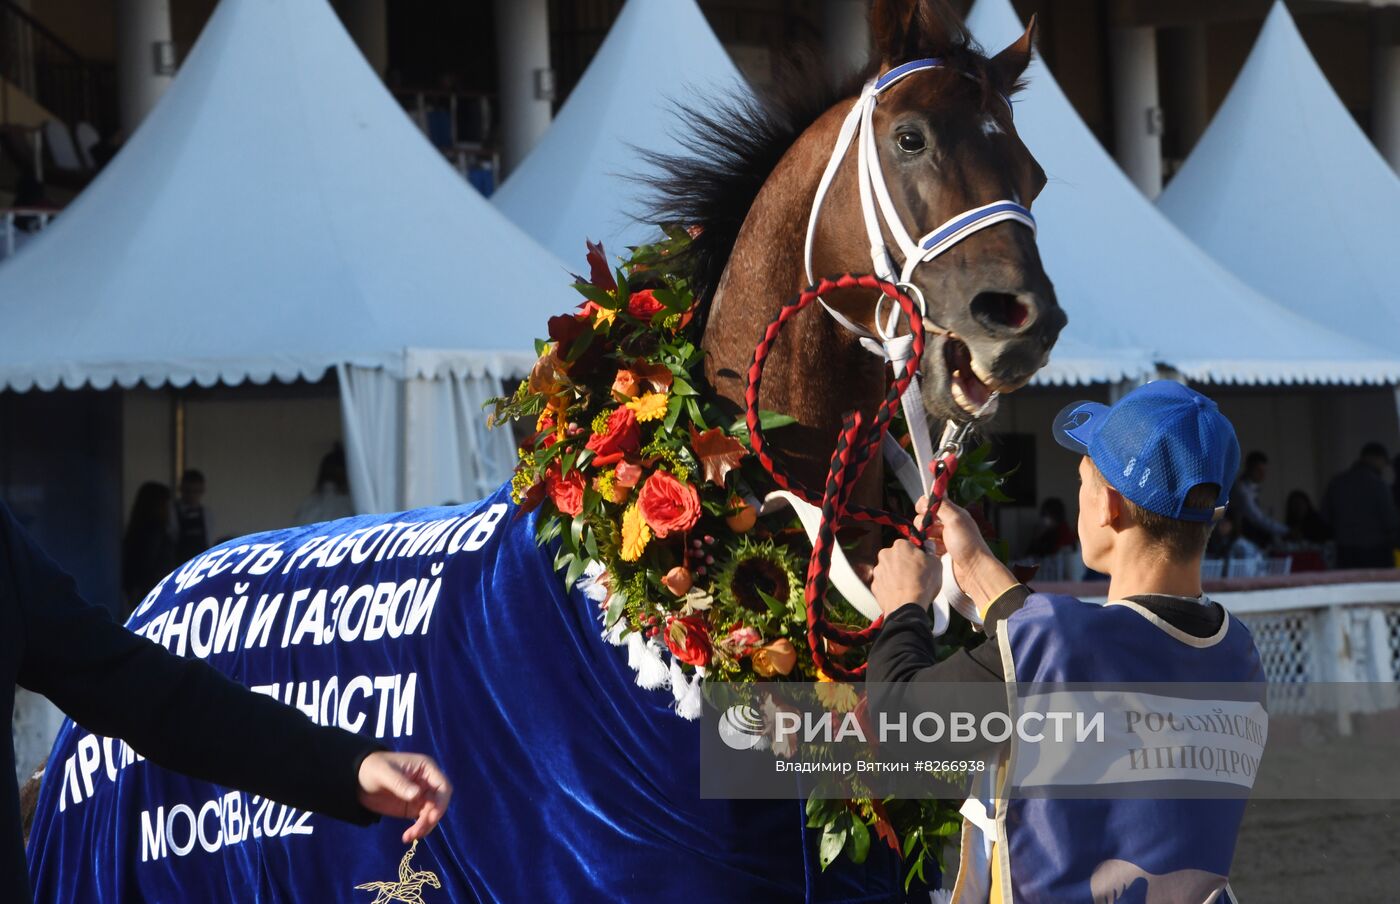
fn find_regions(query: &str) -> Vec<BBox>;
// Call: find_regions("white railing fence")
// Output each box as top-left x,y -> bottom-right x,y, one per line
1222,580 -> 1400,720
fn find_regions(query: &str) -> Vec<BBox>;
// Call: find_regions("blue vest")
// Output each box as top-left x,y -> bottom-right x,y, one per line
27,483 -> 906,903
954,594 -> 1265,904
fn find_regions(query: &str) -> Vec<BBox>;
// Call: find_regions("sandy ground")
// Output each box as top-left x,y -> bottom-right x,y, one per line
1231,798 -> 1400,902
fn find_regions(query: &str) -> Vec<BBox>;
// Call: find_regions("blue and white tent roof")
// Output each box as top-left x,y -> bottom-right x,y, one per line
0,0 -> 571,392
967,0 -> 1400,386
1158,2 -> 1400,352
492,0 -> 750,268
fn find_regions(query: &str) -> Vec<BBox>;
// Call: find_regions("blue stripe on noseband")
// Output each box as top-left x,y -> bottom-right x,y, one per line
920,202 -> 1036,250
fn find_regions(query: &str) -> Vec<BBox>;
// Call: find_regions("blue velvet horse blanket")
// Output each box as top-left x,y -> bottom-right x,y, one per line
26,482 -> 910,902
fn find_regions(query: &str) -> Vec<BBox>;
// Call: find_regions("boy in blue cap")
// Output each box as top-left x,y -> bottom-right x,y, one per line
869,381 -> 1264,903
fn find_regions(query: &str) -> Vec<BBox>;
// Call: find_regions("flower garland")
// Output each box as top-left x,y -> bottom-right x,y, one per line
490,228 -> 1012,886
491,230 -> 861,698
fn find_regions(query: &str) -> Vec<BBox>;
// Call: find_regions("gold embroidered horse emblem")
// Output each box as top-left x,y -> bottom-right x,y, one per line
355,841 -> 442,904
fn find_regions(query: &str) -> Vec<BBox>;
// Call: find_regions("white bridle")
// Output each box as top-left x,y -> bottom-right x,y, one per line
802,57 -> 1037,497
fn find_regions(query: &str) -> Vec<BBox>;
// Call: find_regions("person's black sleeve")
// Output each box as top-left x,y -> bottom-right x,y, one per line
868,584 -> 1031,685
867,586 -> 1032,763
4,505 -> 382,826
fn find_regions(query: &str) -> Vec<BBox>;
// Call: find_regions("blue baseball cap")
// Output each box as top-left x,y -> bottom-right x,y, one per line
1052,381 -> 1240,523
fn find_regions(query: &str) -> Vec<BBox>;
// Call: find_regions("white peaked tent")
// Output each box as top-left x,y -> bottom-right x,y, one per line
1159,2 -> 1400,351
0,0 -> 575,512
966,0 -> 1400,387
492,0 -> 750,265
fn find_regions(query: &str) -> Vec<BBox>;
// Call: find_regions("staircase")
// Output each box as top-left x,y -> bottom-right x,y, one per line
0,1 -> 116,134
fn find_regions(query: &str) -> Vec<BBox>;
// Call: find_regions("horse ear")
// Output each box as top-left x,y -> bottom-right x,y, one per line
870,0 -> 962,64
989,14 -> 1037,90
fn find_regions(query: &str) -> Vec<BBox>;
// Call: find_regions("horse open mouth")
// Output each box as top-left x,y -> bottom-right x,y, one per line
943,336 -> 995,415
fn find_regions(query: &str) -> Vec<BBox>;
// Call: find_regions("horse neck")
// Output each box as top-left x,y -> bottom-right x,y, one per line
699,107 -> 888,494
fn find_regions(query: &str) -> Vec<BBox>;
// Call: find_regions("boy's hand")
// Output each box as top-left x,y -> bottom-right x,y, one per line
871,539 -> 941,616
920,497 -> 1017,613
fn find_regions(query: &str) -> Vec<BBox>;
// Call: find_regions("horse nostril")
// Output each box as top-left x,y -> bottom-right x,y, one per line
970,291 -> 1033,333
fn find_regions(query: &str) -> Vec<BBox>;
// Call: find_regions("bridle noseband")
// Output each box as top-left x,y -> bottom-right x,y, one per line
803,57 -> 1037,494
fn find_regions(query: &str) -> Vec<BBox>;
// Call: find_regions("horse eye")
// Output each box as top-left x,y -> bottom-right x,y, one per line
896,131 -> 926,154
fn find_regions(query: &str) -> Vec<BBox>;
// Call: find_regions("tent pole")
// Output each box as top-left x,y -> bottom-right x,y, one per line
171,388 -> 185,490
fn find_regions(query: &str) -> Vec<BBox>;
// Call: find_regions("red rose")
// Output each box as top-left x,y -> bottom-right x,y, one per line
665,616 -> 712,667
637,470 -> 701,537
627,289 -> 666,320
545,466 -> 585,516
585,407 -> 641,466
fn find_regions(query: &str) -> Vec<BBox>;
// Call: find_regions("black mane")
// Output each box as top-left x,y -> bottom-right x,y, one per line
641,28 -> 1009,328
639,56 -> 867,314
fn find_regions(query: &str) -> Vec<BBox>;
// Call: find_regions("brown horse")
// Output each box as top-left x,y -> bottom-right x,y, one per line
651,0 -> 1063,513
26,4 -> 1068,902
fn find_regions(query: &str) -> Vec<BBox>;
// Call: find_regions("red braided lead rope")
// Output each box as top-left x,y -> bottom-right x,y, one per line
745,274 -> 959,681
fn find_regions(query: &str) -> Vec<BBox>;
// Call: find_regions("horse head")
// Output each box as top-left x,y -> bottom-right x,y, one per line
652,0 -> 1061,500
813,0 -> 1064,424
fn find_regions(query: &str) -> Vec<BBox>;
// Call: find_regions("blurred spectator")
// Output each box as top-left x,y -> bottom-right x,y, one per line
294,445 -> 355,525
1232,451 -> 1287,547
1206,510 -> 1264,575
122,482 -> 176,611
1025,497 -> 1075,557
1323,443 -> 1399,569
1284,489 -> 1330,545
174,469 -> 210,563
1393,453 -> 1400,515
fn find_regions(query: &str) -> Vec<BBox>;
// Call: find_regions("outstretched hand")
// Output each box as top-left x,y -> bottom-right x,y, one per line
918,496 -> 1016,612
357,751 -> 454,843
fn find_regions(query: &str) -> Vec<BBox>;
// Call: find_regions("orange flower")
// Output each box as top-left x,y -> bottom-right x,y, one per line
627,289 -> 667,320
611,369 -> 641,400
544,467 -> 585,516
637,471 -> 701,538
751,639 -> 797,677
626,391 -> 669,422
620,503 -> 651,561
585,407 -> 641,465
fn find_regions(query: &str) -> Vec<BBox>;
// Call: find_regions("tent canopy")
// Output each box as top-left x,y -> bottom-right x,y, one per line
966,0 -> 1400,386
492,0 -> 749,265
1158,2 -> 1400,351
0,0 -> 572,393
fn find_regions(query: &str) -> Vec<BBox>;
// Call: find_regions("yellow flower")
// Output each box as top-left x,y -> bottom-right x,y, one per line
626,391 -> 670,422
594,306 -> 617,327
620,503 -> 652,561
814,679 -> 859,713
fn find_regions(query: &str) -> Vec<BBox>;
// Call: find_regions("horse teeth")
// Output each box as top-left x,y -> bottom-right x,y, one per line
950,380 -> 974,412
